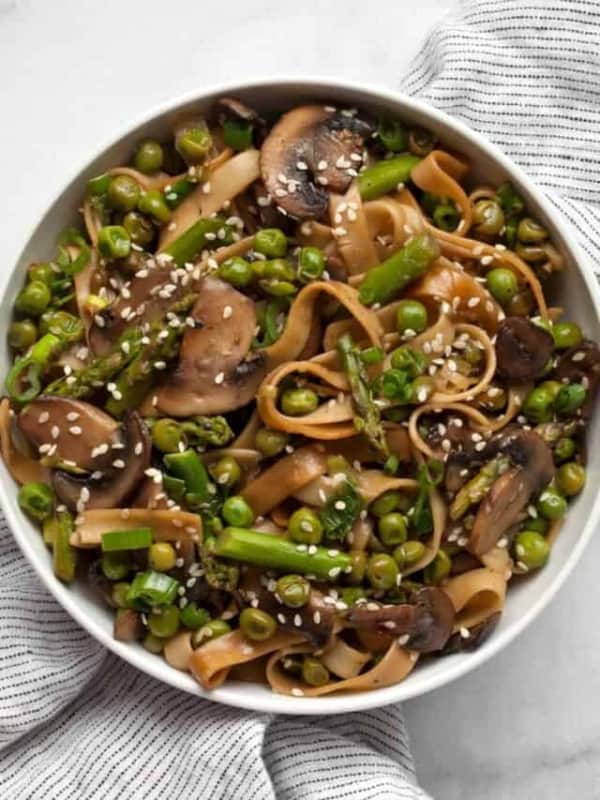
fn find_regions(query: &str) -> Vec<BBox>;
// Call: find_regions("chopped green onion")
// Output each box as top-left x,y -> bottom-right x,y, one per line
126,570 -> 180,610
101,527 -> 153,552
164,449 -> 210,497
223,119 -> 253,151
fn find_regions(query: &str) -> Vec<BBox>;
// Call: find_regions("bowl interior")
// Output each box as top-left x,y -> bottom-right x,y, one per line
2,79 -> 599,714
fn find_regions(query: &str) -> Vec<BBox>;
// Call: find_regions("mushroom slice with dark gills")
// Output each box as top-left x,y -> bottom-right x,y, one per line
147,276 -> 266,417
215,97 -> 267,140
19,396 -> 120,471
346,587 -> 455,653
495,316 -> 554,382
466,427 -> 554,556
52,411 -> 151,512
260,105 -> 373,219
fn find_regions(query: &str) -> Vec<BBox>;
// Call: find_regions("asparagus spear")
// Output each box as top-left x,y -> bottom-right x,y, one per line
161,217 -> 233,267
181,415 -> 234,447
337,333 -> 388,458
214,527 -> 352,581
357,154 -> 421,201
449,457 -> 509,521
358,232 -> 440,306
53,510 -> 77,583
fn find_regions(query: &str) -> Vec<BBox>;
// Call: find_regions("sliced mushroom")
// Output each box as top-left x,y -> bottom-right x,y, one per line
52,411 -> 151,511
495,316 -> 554,382
114,608 -> 145,642
346,587 -> 455,653
147,276 -> 266,417
261,105 -> 373,219
19,396 -> 120,471
468,427 -> 554,556
438,612 -> 501,656
552,339 -> 600,417
238,573 -> 335,648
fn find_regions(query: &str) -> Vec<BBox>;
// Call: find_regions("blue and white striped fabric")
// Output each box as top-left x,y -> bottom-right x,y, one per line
2,1 -> 600,796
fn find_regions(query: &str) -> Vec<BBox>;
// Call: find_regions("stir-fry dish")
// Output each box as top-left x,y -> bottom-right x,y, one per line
3,98 -> 599,697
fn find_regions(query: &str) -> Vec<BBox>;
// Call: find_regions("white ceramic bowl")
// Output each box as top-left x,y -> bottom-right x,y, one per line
2,78 -> 599,715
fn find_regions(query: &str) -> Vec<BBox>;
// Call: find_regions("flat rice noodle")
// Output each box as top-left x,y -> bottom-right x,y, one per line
430,323 -> 497,404
363,193 -> 426,260
411,150 -> 471,236
409,258 -> 502,334
481,546 -> 513,576
71,508 -> 202,547
159,149 -> 260,249
295,220 -> 334,250
442,567 -> 506,632
131,478 -> 170,510
329,184 -> 379,274
83,198 -> 102,246
241,446 -> 328,516
73,247 -> 100,343
264,280 -> 383,370
232,409 -> 261,449
0,399 -> 49,485
265,639 -> 418,696
190,629 -> 304,689
320,636 -> 371,679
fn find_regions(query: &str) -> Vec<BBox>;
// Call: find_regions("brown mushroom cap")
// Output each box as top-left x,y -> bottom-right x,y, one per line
468,427 -> 554,556
18,396 -> 120,471
439,612 -> 501,656
148,276 -> 265,417
495,316 -> 554,382
552,339 -> 600,417
346,587 -> 455,653
52,411 -> 151,511
260,105 -> 373,219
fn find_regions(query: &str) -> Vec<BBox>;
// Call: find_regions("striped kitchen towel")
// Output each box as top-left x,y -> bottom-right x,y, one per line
1,1 -> 599,797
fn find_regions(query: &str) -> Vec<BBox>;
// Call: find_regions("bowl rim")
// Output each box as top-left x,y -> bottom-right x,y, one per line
3,75 -> 600,715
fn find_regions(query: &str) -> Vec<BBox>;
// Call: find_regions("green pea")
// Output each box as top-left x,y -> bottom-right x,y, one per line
259,278 -> 297,297
371,490 -> 409,517
239,607 -> 277,641
138,190 -> 172,224
302,656 -> 330,687
517,217 -> 548,244
408,127 -> 436,156
366,553 -> 399,590
219,256 -> 254,288
275,574 -> 310,608
152,418 -> 185,453
297,246 -> 325,283
123,211 -> 155,247
378,512 -> 408,547
552,322 -> 583,350
537,487 -> 567,520
472,199 -> 505,237
393,540 -> 426,569
514,531 -> 550,570
486,267 -> 518,306
175,126 -> 212,164
27,262 -> 55,286
522,516 -> 549,534
515,242 -> 546,263
254,258 -> 296,282
254,228 -> 288,258
107,175 -> 140,211
134,139 -> 164,174
101,551 -> 130,581
98,225 -> 131,259
288,507 -> 323,545
254,427 -> 289,458
191,619 -> 231,648
506,288 -> 534,317
40,310 -> 84,343
147,605 -> 180,638
346,550 -> 367,585
378,116 -> 408,152
148,542 -> 177,572
15,280 -> 51,317
8,319 -> 37,350
143,633 -> 164,654
87,173 -> 111,196
340,586 -> 367,606
556,462 -> 585,497
423,550 -> 452,585
112,581 -> 131,609
389,346 -> 427,378
222,495 -> 254,528
538,380 -> 562,401
432,203 -> 460,232
522,385 -> 555,424
396,299 -> 428,335
18,481 -> 54,521
281,388 -> 319,416
555,383 -> 586,416
360,346 -> 385,365
554,437 -> 576,464
210,456 -> 241,489
180,602 -> 211,630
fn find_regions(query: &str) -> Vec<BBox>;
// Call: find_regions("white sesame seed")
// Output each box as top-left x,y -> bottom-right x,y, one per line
313,611 -> 321,624
480,255 -> 494,266
293,614 -> 302,627
51,425 -> 60,440
69,426 -> 82,436
112,459 -> 125,469
460,626 -> 471,639
334,500 -> 346,511
38,411 -> 50,424
223,305 -> 233,319
397,634 -> 410,646
214,372 -> 225,385
291,688 -> 304,697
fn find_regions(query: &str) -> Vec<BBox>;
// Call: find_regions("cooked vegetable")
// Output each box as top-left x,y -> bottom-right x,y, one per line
358,154 -> 421,201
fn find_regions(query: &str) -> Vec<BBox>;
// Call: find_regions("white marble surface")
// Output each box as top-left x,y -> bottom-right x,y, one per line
2,1 -> 600,798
